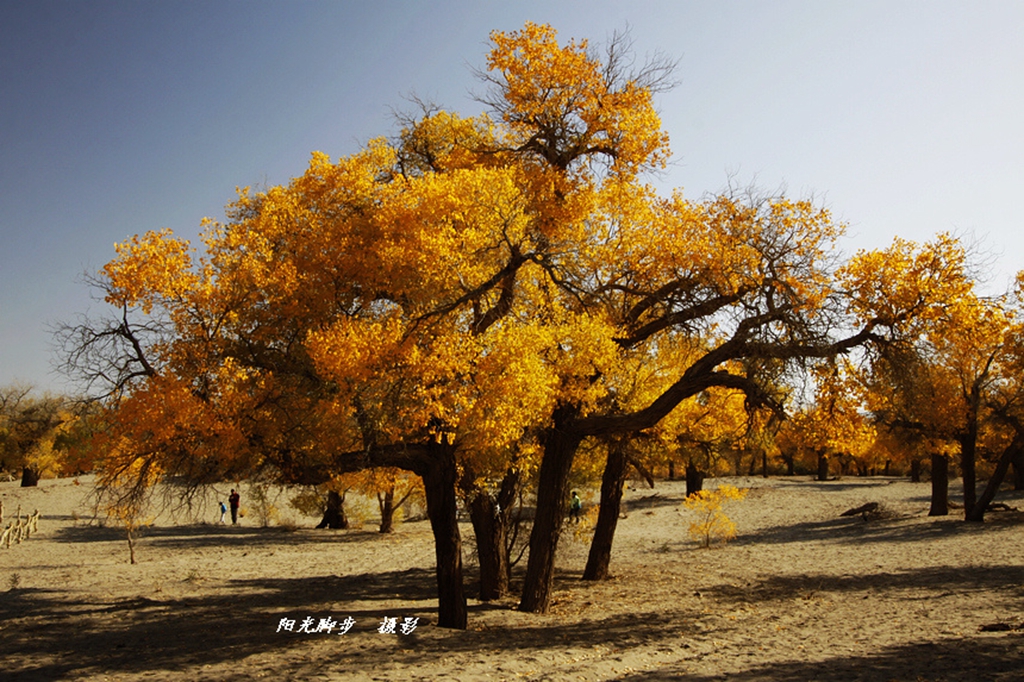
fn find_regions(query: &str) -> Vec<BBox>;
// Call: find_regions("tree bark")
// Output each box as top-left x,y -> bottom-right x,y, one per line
685,462 -> 705,496
422,440 -> 467,629
519,408 -> 582,614
960,429 -> 978,521
668,460 -> 676,480
910,458 -> 921,483
816,452 -> 829,481
378,486 -> 395,533
20,466 -> 40,487
762,451 -> 769,478
126,526 -> 136,565
928,453 -> 949,517
966,436 -> 1021,523
583,445 -> 628,581
467,488 -> 507,600
461,467 -> 519,601
1012,446 -> 1024,491
316,490 -> 348,529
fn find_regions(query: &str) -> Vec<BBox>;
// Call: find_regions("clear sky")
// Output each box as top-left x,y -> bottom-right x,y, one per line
2,1 -> 1022,395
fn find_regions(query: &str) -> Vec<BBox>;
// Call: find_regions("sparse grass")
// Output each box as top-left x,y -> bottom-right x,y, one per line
8,572 -> 21,590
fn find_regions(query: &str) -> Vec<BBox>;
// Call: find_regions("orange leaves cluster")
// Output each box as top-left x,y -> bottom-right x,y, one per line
486,23 -> 669,178
81,21 -> 1010,512
839,232 -> 973,333
103,229 -> 197,314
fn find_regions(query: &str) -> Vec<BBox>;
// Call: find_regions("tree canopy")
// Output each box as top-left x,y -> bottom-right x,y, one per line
58,23 -> 1016,628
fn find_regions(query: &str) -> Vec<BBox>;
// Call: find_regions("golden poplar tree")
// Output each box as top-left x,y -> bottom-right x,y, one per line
58,23 -> 979,625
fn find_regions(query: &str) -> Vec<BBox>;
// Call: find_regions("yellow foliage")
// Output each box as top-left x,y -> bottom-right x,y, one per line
486,23 -> 670,178
73,23 -> 1003,565
102,229 -> 198,314
684,485 -> 748,548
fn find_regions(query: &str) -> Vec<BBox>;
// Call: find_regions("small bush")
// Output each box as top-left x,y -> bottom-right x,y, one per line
684,485 -> 748,548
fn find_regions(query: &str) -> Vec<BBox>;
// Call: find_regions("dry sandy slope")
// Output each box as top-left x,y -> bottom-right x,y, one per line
1,475 -> 1022,681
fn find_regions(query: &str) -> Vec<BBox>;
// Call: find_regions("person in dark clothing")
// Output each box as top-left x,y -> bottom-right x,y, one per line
229,489 -> 240,524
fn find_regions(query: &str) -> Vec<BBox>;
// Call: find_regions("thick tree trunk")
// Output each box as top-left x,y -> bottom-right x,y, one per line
928,453 -> 949,517
910,458 -> 921,483
519,409 -> 582,614
378,486 -> 395,533
20,466 -> 40,487
685,462 -> 704,497
583,445 -> 628,581
316,490 -> 348,529
785,454 -> 795,476
422,440 -> 467,629
462,467 -> 519,601
817,453 -> 829,481
468,489 -> 508,600
1012,447 -> 1024,491
966,436 -> 1021,523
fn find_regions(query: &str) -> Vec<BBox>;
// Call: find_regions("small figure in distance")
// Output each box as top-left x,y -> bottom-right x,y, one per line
219,500 -> 227,524
229,488 -> 241,525
570,490 -> 582,524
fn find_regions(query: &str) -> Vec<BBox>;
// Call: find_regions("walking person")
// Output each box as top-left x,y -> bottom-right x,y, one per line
229,489 -> 240,525
218,500 -> 227,524
570,490 -> 582,523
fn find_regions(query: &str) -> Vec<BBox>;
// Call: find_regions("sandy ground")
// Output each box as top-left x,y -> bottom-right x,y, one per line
1,474 -> 1022,681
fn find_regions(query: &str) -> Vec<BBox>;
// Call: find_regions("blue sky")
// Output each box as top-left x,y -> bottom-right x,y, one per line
2,1 -> 1022,394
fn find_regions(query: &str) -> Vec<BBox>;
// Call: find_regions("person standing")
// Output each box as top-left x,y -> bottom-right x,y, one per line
219,500 -> 227,524
570,490 -> 582,523
228,489 -> 240,525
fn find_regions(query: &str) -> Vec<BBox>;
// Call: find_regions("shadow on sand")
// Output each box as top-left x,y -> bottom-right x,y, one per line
613,632 -> 1024,682
51,522 -> 387,549
699,563 -> 1024,604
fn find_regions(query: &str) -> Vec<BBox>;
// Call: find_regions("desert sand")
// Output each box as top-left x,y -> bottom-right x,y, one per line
1,474 -> 1022,681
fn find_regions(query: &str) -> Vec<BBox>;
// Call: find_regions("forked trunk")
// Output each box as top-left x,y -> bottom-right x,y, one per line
928,453 -> 949,517
462,467 -> 519,601
583,445 -> 628,581
468,489 -> 508,600
966,436 -> 1021,523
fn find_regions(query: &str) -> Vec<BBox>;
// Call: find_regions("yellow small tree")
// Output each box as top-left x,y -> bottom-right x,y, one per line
684,484 -> 747,548
106,498 -> 148,564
